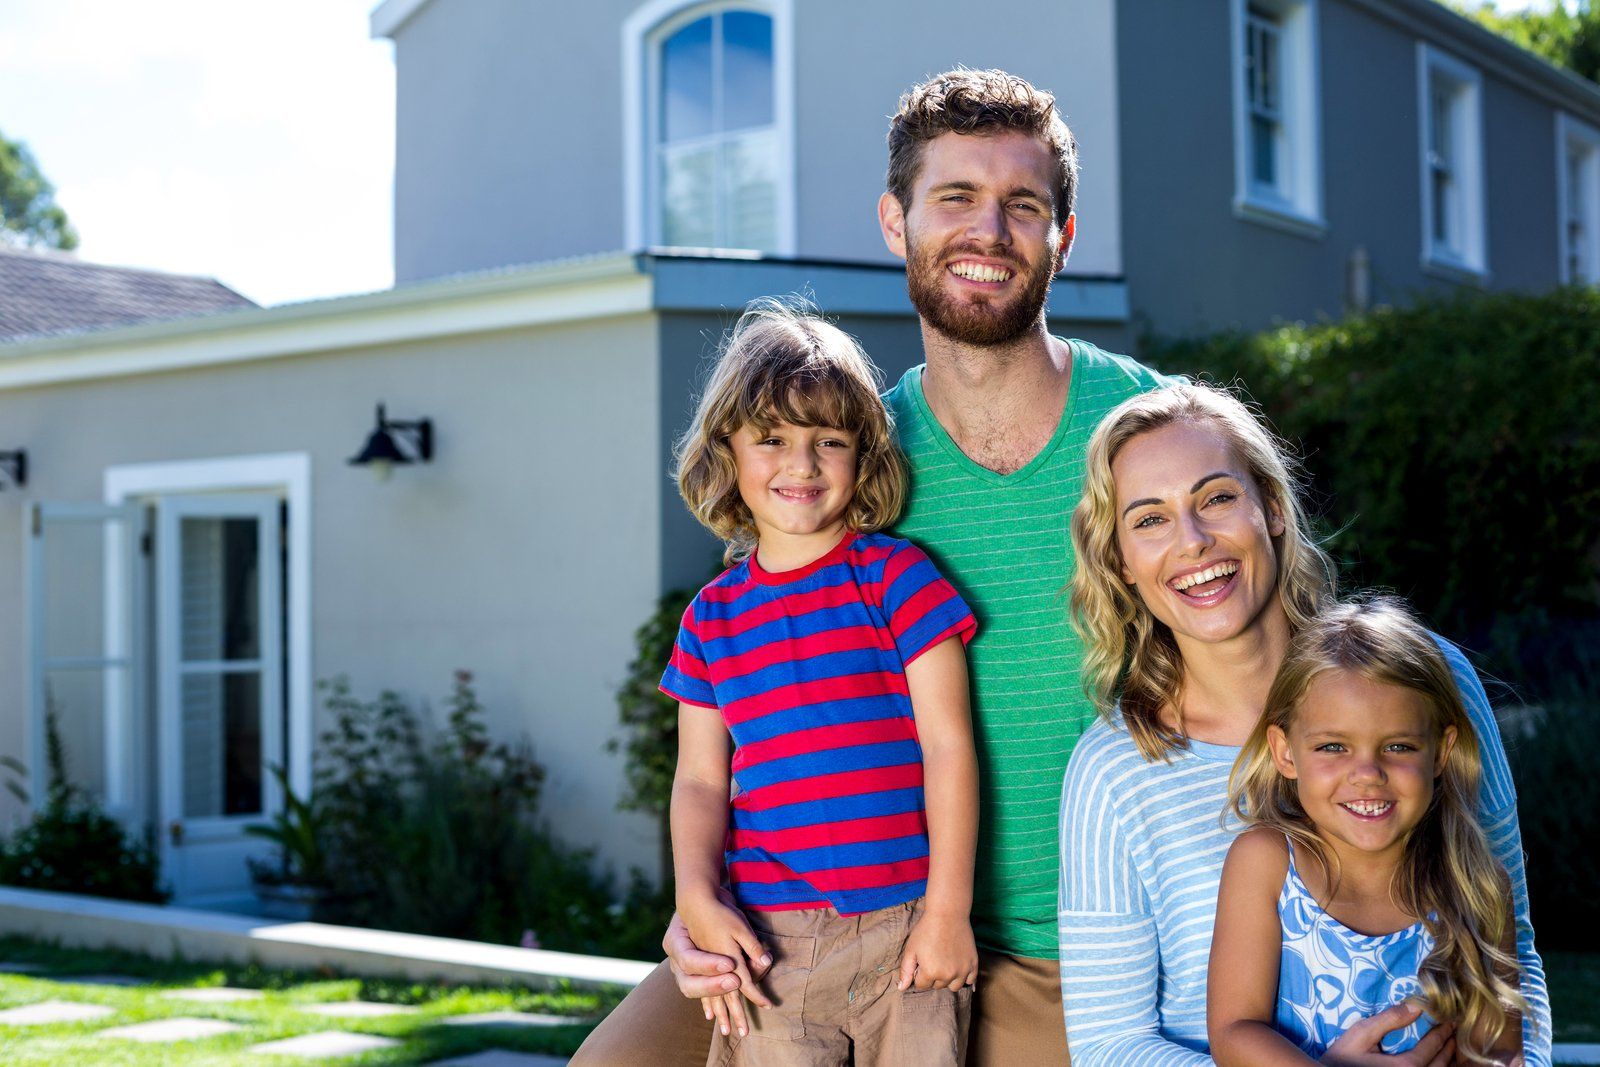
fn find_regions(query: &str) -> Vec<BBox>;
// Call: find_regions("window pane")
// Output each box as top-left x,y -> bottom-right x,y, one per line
661,143 -> 717,246
180,517 -> 260,662
181,671 -> 262,818
722,12 -> 773,132
1433,167 -> 1453,246
723,129 -> 778,250
1252,116 -> 1277,186
662,16 -> 713,143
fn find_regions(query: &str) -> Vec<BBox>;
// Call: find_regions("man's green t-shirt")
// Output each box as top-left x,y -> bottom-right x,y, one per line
884,340 -> 1170,960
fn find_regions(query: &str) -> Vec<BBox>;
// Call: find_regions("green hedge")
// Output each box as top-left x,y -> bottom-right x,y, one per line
1143,286 -> 1600,690
1145,287 -> 1600,949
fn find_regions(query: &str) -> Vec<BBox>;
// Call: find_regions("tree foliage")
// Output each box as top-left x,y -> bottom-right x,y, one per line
1451,0 -> 1600,84
0,129 -> 78,251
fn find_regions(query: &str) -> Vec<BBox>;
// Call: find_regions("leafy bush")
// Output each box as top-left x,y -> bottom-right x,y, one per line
311,672 -> 668,959
1144,286 -> 1600,689
0,710 -> 165,903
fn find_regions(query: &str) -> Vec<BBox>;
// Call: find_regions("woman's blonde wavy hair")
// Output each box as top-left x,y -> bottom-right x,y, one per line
1069,381 -> 1336,761
674,299 -> 906,565
1229,597 -> 1528,1064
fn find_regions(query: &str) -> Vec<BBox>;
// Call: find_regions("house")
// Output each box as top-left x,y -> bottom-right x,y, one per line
1,0 -> 1596,910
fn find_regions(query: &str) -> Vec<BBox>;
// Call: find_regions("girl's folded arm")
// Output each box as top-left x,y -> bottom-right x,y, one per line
1207,829 -> 1318,1067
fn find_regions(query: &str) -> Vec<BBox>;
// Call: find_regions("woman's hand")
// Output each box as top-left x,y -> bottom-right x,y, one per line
897,908 -> 979,992
1320,1003 -> 1455,1066
674,892 -> 774,1038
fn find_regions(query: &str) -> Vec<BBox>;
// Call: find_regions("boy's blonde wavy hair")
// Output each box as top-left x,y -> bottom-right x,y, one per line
1229,597 -> 1528,1064
674,299 -> 906,565
1068,381 -> 1336,761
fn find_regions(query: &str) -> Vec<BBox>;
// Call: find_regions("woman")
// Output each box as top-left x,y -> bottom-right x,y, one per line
1057,383 -> 1550,1066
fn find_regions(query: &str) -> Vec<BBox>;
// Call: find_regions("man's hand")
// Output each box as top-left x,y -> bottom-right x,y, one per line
1320,1002 -> 1456,1066
668,893 -> 774,1039
896,909 -> 978,992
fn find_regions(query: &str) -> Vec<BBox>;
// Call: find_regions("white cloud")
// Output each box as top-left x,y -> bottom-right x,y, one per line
0,1 -> 394,306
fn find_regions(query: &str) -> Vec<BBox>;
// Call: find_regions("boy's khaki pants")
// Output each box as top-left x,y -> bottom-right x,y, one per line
571,916 -> 1067,1066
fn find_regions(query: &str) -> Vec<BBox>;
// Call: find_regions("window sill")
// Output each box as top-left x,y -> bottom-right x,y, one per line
1233,197 -> 1328,240
1420,253 -> 1489,287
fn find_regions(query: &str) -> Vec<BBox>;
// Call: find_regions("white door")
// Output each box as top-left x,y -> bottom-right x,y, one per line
27,503 -> 147,821
156,494 -> 284,906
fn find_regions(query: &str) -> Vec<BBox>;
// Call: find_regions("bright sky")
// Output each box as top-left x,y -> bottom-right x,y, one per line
0,1 -> 394,308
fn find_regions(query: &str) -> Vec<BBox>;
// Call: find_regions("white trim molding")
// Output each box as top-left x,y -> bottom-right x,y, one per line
104,454 -> 314,805
1557,112 -> 1600,285
1418,43 -> 1488,281
622,0 -> 796,256
1231,0 -> 1326,237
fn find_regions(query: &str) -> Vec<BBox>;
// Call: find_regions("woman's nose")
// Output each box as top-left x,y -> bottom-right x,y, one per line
1177,510 -> 1215,557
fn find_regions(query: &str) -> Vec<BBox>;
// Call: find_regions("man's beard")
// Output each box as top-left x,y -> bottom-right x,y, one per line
904,233 -> 1055,347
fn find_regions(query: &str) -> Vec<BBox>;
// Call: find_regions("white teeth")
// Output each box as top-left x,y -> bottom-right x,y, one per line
949,262 -> 1013,283
1172,561 -> 1239,591
1341,800 -> 1393,816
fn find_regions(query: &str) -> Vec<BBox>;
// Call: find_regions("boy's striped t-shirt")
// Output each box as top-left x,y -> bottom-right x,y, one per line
660,530 -> 976,915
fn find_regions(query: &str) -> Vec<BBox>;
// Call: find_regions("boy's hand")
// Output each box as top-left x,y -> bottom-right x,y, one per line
679,891 -> 774,1038
896,909 -> 978,992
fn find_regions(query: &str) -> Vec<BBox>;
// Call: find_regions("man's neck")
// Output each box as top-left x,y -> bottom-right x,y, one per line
919,321 -> 1073,475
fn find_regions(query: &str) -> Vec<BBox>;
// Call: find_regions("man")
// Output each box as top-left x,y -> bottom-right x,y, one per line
574,68 -> 1167,1065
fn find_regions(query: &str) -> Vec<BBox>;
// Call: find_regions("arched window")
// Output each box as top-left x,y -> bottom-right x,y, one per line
627,2 -> 790,253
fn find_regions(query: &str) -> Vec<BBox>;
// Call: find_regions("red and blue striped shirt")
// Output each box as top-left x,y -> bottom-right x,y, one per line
661,531 -> 976,915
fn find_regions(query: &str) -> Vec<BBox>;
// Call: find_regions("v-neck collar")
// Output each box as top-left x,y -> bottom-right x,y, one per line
902,339 -> 1082,487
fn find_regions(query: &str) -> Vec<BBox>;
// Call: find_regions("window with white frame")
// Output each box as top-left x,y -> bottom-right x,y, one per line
1418,46 -> 1486,275
650,6 -> 777,251
1232,0 -> 1323,233
1558,113 -> 1600,284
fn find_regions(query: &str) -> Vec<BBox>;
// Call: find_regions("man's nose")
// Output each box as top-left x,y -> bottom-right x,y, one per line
966,198 -> 1008,245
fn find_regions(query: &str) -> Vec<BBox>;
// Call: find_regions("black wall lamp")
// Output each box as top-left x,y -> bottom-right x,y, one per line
348,404 -> 433,481
0,450 -> 26,489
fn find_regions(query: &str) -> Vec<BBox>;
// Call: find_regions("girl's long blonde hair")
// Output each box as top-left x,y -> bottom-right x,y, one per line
673,299 -> 906,564
1068,382 -> 1336,761
1229,597 -> 1528,1064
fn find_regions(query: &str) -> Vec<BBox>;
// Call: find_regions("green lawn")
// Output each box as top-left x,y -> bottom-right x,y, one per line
0,935 -> 624,1065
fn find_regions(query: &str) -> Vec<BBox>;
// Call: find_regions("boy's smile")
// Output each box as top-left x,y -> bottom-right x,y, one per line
730,420 -> 858,571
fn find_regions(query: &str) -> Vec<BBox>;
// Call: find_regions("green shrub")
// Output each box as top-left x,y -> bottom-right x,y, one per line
311,672 -> 667,959
1144,286 -> 1600,689
0,710 -> 165,903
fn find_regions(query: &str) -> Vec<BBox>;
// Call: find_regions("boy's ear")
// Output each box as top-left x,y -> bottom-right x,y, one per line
1266,725 -> 1297,779
879,192 -> 908,260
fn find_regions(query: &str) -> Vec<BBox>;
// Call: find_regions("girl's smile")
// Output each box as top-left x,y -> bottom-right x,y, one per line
1267,670 -> 1457,867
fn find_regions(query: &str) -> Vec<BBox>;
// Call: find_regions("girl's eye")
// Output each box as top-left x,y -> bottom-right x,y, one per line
1315,742 -> 1347,754
1384,743 -> 1418,754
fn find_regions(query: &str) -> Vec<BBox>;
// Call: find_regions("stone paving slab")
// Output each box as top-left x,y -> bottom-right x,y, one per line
0,999 -> 115,1024
0,961 -> 45,973
160,986 -> 265,1002
430,1052 -> 570,1067
101,1017 -> 242,1041
441,1010 -> 585,1027
249,1031 -> 402,1057
65,973 -> 145,986
302,999 -> 420,1017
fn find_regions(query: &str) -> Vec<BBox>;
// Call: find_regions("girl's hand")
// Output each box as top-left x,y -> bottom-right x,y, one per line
896,909 -> 979,992
679,891 -> 773,1038
1320,1002 -> 1455,1066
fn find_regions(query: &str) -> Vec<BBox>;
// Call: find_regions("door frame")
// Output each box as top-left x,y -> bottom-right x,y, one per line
104,454 -> 313,803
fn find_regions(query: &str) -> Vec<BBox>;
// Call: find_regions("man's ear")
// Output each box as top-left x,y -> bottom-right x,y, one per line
1055,213 -> 1076,272
879,192 -> 908,260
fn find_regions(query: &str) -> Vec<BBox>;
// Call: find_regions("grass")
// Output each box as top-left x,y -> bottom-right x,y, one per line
0,935 -> 625,1065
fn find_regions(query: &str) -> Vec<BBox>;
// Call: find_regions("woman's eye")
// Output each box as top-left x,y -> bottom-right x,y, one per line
1131,513 -> 1164,529
1205,492 -> 1237,507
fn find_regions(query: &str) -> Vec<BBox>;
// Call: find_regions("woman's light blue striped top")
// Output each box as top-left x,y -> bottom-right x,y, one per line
1057,637 -> 1551,1067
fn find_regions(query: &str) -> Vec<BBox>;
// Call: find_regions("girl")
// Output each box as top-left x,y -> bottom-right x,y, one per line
661,299 -> 980,1066
1209,598 -> 1528,1066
